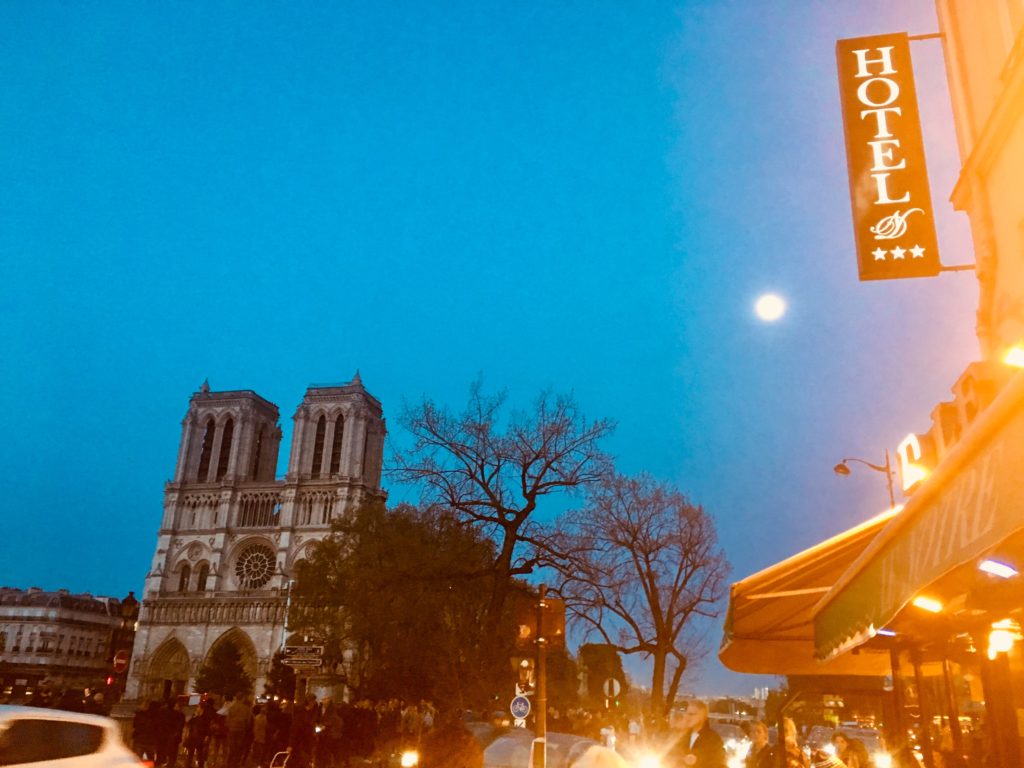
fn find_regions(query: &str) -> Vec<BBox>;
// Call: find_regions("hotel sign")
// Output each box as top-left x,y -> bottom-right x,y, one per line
836,33 -> 940,281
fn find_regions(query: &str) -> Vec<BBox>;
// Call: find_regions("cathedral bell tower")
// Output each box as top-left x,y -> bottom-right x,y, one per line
128,373 -> 385,702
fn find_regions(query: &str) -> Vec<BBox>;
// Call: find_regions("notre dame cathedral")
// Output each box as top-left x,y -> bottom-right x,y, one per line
126,374 -> 385,701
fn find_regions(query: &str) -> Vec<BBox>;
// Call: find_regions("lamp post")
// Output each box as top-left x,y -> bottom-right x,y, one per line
833,448 -> 896,508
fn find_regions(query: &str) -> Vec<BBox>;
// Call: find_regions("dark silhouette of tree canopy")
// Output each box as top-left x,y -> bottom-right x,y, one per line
263,651 -> 296,701
292,498 -> 516,707
194,641 -> 252,698
577,643 -> 628,709
391,382 -> 614,635
551,473 -> 729,718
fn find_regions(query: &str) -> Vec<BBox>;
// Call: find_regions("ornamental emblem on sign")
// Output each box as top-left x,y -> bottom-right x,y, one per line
870,208 -> 922,240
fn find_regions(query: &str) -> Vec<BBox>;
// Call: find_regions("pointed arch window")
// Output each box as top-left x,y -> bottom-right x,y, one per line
178,565 -> 191,592
310,416 -> 326,478
328,414 -> 345,475
216,418 -> 234,480
197,563 -> 210,592
197,418 -> 216,481
251,426 -> 264,480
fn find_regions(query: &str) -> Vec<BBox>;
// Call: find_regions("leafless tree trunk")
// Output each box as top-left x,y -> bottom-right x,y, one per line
390,380 -> 614,633
550,473 -> 729,718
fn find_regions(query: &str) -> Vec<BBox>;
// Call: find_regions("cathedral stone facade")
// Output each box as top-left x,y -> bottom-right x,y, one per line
126,374 -> 385,701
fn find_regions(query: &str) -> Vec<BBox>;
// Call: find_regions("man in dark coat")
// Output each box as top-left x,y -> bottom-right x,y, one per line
668,701 -> 726,768
288,694 -> 320,768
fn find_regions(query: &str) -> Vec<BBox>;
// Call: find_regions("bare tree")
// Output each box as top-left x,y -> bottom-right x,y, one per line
391,380 -> 614,633
551,473 -> 729,717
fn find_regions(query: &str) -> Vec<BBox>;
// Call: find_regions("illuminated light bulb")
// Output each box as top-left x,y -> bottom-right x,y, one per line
912,595 -> 943,613
986,619 -> 1021,660
901,463 -> 929,489
876,628 -> 897,637
988,629 -> 1016,659
979,559 -> 1019,579
1003,345 -> 1024,368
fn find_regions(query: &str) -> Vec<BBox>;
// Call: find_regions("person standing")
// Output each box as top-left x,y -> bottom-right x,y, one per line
159,699 -> 187,767
288,694 -> 320,768
667,701 -> 726,768
184,699 -> 215,768
133,700 -> 160,763
226,694 -> 253,767
760,718 -> 808,768
251,704 -> 269,768
746,721 -> 770,768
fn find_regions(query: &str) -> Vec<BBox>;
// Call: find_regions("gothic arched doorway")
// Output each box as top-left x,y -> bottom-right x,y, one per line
141,637 -> 191,701
198,628 -> 259,695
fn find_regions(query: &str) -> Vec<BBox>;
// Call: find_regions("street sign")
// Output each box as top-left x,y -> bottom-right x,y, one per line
513,594 -> 566,650
282,658 -> 323,668
112,650 -> 130,673
282,645 -> 324,667
284,645 -> 324,657
835,33 -> 940,281
602,678 -> 621,699
510,695 -> 531,720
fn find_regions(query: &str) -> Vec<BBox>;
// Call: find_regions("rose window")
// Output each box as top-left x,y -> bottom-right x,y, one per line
235,544 -> 275,589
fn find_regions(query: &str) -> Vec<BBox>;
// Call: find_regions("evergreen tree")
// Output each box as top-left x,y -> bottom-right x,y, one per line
194,641 -> 252,698
264,650 -> 296,701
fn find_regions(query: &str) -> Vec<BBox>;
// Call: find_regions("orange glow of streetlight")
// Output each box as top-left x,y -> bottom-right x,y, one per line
1004,344 -> 1024,368
911,595 -> 943,613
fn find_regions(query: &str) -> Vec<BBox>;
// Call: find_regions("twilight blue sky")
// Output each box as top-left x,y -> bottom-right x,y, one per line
1,1 -> 979,694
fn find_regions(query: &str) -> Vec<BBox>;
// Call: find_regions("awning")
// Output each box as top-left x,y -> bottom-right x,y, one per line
815,370 -> 1024,660
720,508 -> 897,676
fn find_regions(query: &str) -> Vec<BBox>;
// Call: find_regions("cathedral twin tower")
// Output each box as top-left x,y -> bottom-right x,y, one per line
126,374 -> 386,701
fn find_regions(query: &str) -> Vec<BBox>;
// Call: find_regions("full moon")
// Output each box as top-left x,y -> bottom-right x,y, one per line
754,293 -> 786,322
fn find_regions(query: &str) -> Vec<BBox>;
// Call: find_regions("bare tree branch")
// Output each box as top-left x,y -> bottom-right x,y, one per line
390,380 -> 614,632
549,472 -> 730,718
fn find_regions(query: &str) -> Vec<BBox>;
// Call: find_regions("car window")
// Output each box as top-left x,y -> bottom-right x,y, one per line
0,718 -> 104,764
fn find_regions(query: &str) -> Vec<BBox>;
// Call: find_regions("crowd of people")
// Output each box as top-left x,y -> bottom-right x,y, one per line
131,694 -> 439,768
6,679 -> 111,716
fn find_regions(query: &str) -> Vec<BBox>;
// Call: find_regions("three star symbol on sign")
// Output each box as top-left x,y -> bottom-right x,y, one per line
872,244 -> 926,261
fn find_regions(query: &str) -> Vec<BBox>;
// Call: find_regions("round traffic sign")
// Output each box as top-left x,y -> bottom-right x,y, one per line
510,695 -> 531,720
602,678 -> 621,699
112,650 -> 130,673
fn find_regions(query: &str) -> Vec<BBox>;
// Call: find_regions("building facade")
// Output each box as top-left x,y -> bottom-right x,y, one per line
0,588 -> 138,701
723,4 -> 1024,766
937,0 -> 1024,363
126,374 -> 385,701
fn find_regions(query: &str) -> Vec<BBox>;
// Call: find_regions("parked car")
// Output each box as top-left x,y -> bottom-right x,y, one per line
0,705 -> 148,767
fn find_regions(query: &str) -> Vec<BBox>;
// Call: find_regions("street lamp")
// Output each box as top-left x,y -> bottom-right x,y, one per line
833,449 -> 896,508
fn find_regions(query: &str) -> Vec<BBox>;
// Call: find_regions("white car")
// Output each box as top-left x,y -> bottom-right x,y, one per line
0,705 -> 148,767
